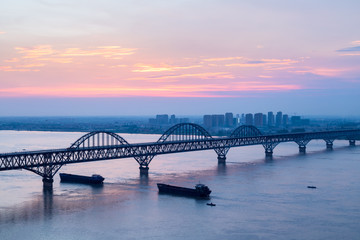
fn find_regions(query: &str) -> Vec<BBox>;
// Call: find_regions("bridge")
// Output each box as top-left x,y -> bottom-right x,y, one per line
1,124 -> 359,188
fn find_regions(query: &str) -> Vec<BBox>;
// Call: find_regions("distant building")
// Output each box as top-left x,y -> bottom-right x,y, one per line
156,114 -> 169,125
203,115 -> 212,128
245,113 -> 253,125
268,111 -> 274,126
169,114 -> 176,124
235,114 -> 241,125
225,112 -> 234,127
240,114 -> 246,125
254,113 -> 263,127
282,114 -> 289,126
212,114 -> 225,127
262,114 -> 267,126
276,111 -> 282,127
178,118 -> 190,123
291,116 -> 301,126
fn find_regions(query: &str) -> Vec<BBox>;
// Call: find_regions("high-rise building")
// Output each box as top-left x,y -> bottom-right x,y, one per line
169,114 -> 176,124
262,114 -> 267,126
203,115 -> 212,128
235,114 -> 241,125
268,111 -> 274,126
156,114 -> 169,124
254,113 -> 263,127
291,116 -> 301,126
212,114 -> 225,127
240,114 -> 245,125
275,111 -> 282,127
225,112 -> 234,127
282,114 -> 289,126
245,113 -> 253,125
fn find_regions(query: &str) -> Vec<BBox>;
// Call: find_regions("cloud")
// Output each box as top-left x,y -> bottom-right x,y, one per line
59,46 -> 136,59
4,58 -> 19,63
338,53 -> 360,56
203,57 -> 244,62
15,45 -> 56,59
337,46 -> 360,52
0,31 -> 5,34
2,45 -> 137,72
12,45 -> 136,61
290,68 -> 346,77
225,58 -> 298,67
258,75 -> 273,78
144,72 -> 235,80
132,64 -> 201,72
0,66 -> 40,72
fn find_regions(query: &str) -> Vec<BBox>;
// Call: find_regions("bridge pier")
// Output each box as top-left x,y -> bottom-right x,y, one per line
295,140 -> 310,154
265,150 -> 273,157
217,155 -> 226,164
139,166 -> 149,176
42,177 -> 54,189
263,142 -> 278,158
349,140 -> 356,146
299,146 -> 306,153
324,139 -> 334,150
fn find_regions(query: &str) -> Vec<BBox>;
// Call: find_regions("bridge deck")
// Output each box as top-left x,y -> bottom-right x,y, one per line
0,129 -> 359,171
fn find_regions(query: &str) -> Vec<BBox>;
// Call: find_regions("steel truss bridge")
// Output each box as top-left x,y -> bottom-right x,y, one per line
0,124 -> 359,187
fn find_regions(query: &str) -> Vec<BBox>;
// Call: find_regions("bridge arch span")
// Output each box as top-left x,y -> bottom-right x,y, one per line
216,125 -> 263,163
69,131 -> 129,149
158,123 -> 212,142
136,123 -> 213,170
230,125 -> 262,138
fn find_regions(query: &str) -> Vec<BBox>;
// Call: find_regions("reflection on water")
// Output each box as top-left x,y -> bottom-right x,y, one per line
42,188 -> 53,219
216,162 -> 227,176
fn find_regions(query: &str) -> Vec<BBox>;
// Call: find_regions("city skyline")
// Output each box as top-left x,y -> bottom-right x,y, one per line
1,1 -> 360,116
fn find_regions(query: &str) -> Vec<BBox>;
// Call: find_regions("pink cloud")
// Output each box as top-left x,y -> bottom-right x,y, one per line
132,64 -> 201,72
291,68 -> 347,77
203,57 -> 244,62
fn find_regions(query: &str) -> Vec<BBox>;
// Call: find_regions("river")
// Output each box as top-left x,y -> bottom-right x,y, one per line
0,130 -> 359,239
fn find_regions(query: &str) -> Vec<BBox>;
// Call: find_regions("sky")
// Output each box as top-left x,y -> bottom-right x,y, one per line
0,0 -> 359,116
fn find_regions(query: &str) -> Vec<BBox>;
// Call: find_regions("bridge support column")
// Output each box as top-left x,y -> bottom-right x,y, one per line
42,177 -> 54,189
324,139 -> 334,150
214,147 -> 229,165
139,165 -> 149,176
265,150 -> 273,157
299,146 -> 306,153
349,140 -> 356,146
295,140 -> 310,154
217,155 -> 226,164
262,142 -> 279,158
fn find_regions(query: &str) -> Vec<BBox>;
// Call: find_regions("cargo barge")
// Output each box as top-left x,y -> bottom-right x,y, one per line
59,173 -> 104,184
157,183 -> 211,198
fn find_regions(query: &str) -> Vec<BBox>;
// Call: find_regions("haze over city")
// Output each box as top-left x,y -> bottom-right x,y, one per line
1,0 -> 359,116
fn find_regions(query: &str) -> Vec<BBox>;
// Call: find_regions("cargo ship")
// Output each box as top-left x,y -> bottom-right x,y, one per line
157,183 -> 211,198
59,173 -> 104,184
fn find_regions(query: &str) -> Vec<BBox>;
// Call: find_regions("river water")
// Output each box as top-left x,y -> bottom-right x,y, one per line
0,130 -> 359,240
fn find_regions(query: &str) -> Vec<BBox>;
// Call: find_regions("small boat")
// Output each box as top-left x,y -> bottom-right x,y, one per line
157,183 -> 211,198
206,202 -> 216,206
307,185 -> 317,189
59,173 -> 104,184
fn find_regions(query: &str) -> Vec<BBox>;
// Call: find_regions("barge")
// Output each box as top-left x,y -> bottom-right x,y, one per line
59,173 -> 104,184
157,183 -> 211,198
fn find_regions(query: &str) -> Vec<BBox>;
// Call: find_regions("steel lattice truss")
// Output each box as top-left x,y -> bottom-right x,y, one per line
1,128 -> 359,176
